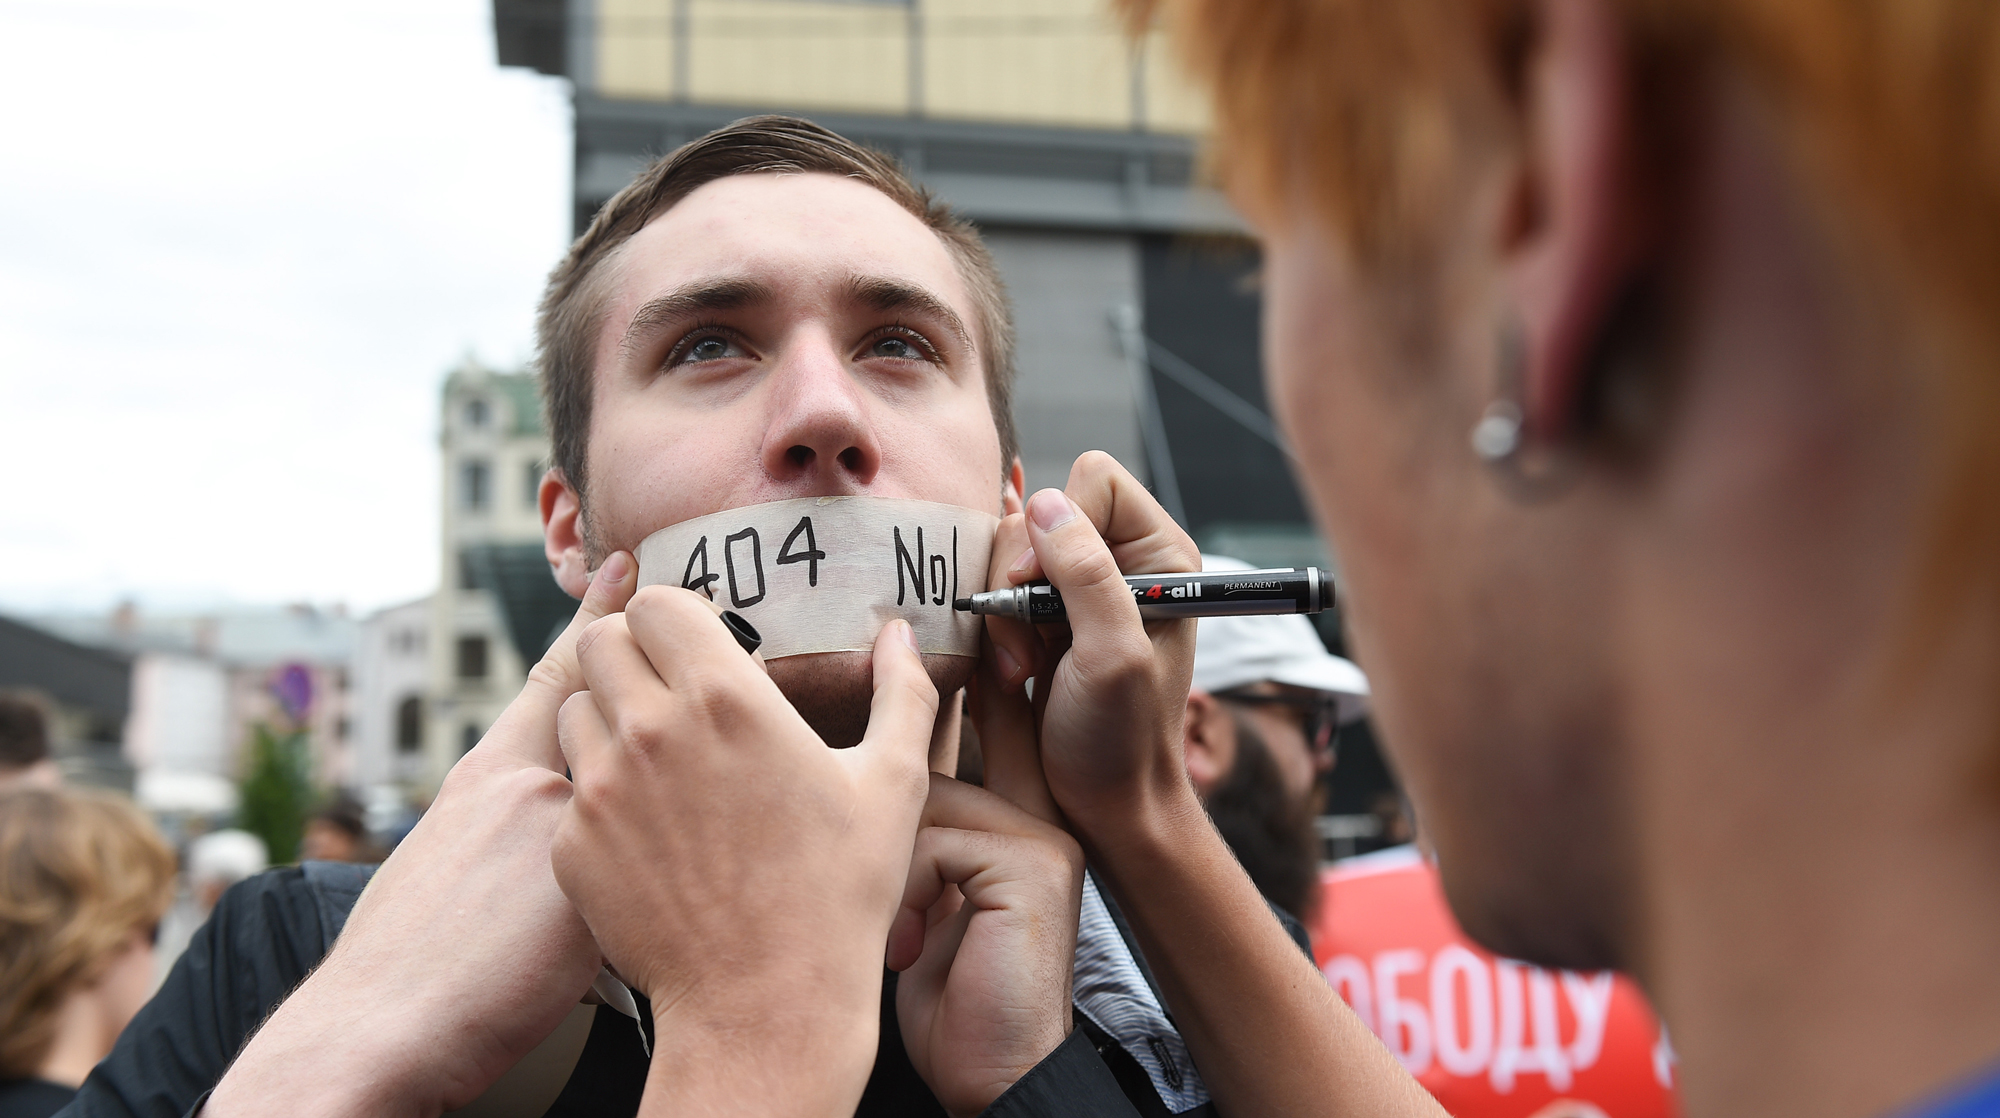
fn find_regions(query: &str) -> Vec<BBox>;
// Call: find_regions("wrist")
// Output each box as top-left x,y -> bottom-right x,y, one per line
1065,775 -> 1211,872
206,981 -> 431,1118
643,989 -> 879,1118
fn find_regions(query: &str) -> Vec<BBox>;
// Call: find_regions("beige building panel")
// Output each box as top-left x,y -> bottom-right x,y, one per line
687,0 -> 909,114
598,0 -> 675,101
923,0 -> 1132,129
591,0 -> 1208,137
1139,30 -> 1210,135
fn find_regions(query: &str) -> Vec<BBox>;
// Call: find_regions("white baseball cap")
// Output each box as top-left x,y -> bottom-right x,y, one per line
187,829 -> 269,887
1190,555 -> 1370,725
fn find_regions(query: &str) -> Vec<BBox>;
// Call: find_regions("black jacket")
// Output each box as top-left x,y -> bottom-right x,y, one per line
56,862 -> 1309,1118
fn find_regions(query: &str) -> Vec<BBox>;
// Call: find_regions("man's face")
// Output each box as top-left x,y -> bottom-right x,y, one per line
549,172 -> 1008,744
1220,684 -> 1335,811
1258,202 -> 1627,969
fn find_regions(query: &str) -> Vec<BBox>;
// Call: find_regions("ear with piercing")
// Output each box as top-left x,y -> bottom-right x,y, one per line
1471,319 -> 1579,500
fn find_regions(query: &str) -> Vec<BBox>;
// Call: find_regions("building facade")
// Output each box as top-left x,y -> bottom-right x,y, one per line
349,596 -> 432,790
22,603 -> 357,813
425,360 -> 565,788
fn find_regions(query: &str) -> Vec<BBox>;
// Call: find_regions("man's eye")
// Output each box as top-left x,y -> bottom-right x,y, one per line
869,336 -> 924,360
684,336 -> 741,362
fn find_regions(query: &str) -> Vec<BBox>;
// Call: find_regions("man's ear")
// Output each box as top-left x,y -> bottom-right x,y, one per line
1506,0 -> 1653,442
1003,458 -> 1026,517
541,469 -> 590,599
1183,690 -> 1234,799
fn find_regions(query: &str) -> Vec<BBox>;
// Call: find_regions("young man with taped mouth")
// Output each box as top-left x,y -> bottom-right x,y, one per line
66,114 -> 1440,1118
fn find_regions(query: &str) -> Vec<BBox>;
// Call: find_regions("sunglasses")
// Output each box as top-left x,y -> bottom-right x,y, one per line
1213,689 -> 1342,755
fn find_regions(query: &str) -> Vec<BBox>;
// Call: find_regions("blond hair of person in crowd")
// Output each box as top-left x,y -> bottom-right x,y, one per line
0,788 -> 173,1117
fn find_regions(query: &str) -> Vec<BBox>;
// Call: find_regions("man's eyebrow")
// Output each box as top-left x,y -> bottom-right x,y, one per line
618,278 -> 773,358
845,275 -> 974,354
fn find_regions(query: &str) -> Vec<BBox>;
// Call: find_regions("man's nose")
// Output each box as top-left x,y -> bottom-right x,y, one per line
760,335 -> 881,487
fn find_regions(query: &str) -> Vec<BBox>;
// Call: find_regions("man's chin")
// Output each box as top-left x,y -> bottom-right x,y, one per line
768,651 -> 974,749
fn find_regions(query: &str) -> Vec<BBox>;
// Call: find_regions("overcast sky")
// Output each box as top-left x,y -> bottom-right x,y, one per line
0,0 -> 572,617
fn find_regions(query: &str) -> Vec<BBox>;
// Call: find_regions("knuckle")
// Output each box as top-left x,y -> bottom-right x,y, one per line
1077,635 -> 1154,692
625,584 -> 677,623
524,655 -> 572,696
1072,449 -> 1118,479
493,766 -> 571,816
1063,546 -> 1121,588
566,769 -> 615,821
681,675 -> 754,735
571,614 -> 619,659
611,713 -> 667,758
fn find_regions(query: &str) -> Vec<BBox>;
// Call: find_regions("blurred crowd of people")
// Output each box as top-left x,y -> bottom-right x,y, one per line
0,695 -> 415,1118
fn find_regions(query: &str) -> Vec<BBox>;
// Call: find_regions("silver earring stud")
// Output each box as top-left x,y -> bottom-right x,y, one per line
1471,400 -> 1522,462
1473,321 -> 1576,500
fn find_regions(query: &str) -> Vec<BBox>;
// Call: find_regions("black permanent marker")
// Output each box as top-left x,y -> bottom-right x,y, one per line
953,567 -> 1333,623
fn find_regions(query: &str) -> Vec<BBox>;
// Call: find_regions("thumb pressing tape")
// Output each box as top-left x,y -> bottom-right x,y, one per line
634,496 -> 999,660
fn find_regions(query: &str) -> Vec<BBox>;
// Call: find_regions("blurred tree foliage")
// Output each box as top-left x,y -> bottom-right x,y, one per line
238,723 -> 312,864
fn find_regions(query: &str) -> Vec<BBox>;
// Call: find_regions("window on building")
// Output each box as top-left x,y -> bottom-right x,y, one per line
396,696 -> 423,753
461,723 -> 482,754
462,459 -> 490,512
456,635 -> 489,680
466,398 -> 490,428
525,460 -> 543,509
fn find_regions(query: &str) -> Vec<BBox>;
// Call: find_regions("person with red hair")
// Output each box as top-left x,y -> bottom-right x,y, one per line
1115,0 -> 2000,1115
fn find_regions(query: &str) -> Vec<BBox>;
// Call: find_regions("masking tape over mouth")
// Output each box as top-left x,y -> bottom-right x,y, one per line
635,496 -> 999,660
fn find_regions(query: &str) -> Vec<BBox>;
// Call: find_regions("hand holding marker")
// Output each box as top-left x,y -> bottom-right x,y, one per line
955,567 -> 1334,623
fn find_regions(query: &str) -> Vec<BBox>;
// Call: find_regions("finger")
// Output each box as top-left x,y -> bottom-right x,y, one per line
916,772 -> 1041,836
555,690 -> 613,786
1063,451 -> 1199,578
991,512 -> 1043,586
982,514 -> 1042,691
479,550 -> 639,772
571,612 -> 688,751
902,825 -> 1067,915
888,825 -> 967,973
852,620 -> 940,811
886,904 -> 928,972
963,659 -> 1062,827
622,584 -> 774,694
899,885 -> 977,984
1021,488 -> 1154,668
893,829 -> 982,947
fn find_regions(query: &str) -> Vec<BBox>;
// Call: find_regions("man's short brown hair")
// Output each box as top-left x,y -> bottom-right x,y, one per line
536,114 -> 1019,510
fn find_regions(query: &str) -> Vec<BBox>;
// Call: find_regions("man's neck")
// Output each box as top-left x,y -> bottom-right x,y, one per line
1618,71 -> 2000,1118
1632,618 -> 2000,1118
38,989 -> 109,1088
